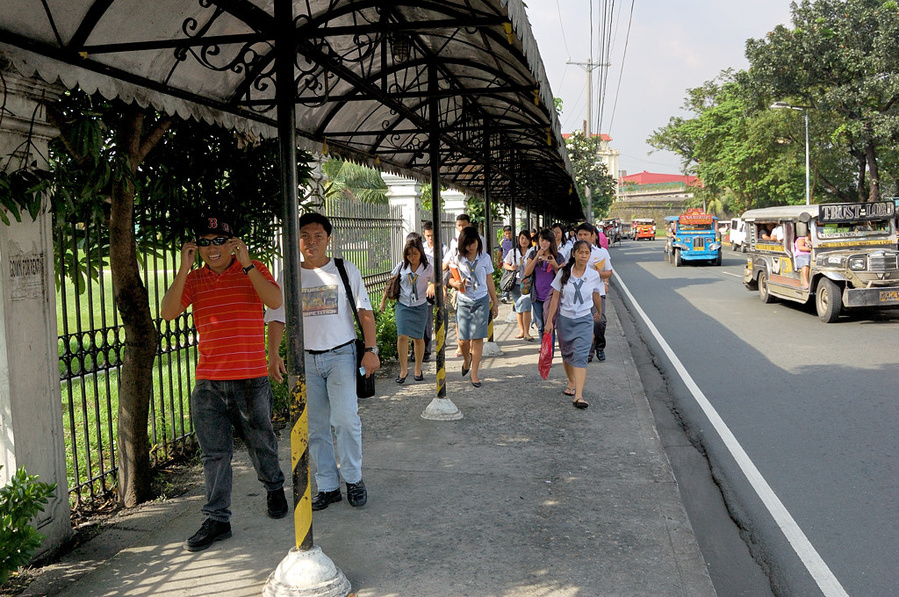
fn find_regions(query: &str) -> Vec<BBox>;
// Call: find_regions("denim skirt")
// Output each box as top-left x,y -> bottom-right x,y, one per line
456,294 -> 490,340
557,313 -> 593,368
511,283 -> 532,313
396,301 -> 428,338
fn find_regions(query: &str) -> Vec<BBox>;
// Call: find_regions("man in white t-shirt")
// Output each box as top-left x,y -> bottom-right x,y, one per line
265,212 -> 380,511
576,223 -> 613,362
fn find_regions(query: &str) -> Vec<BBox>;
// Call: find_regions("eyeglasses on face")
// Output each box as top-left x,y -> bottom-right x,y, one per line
196,237 -> 229,247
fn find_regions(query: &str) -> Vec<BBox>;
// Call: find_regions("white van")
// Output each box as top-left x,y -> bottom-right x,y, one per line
729,218 -> 746,251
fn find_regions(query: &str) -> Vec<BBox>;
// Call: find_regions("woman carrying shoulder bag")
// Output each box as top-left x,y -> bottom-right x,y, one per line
524,228 -> 564,338
381,235 -> 435,383
503,229 -> 534,340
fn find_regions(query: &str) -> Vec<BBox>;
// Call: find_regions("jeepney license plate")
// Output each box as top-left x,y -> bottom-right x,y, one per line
879,290 -> 899,302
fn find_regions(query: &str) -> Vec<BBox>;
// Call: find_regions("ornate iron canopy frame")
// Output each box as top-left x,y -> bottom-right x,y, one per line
0,0 -> 582,219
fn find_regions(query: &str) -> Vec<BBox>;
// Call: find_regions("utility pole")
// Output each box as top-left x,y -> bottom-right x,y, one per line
567,57 -> 607,222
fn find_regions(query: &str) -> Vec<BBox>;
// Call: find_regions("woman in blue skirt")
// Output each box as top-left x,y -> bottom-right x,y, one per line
382,235 -> 435,383
448,226 -> 499,388
503,229 -> 534,340
544,240 -> 604,408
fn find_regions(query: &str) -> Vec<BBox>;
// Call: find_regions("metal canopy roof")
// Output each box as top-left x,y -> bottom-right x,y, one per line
0,0 -> 583,220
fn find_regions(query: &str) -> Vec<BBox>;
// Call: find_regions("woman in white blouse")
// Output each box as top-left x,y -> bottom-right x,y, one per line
544,240 -> 604,409
382,235 -> 435,383
503,229 -> 534,340
448,226 -> 499,388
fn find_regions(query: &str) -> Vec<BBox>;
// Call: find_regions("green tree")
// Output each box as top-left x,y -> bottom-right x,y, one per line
321,158 -> 387,203
649,72 -> 808,214
745,0 -> 899,202
564,131 -> 616,220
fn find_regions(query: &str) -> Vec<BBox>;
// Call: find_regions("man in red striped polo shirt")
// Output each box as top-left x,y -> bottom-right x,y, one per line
161,216 -> 287,552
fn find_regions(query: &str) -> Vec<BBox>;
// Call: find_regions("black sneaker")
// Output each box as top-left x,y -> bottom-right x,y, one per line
267,488 -> 288,519
422,353 -> 431,363
346,480 -> 367,507
597,349 -> 606,362
310,489 -> 342,511
185,519 -> 231,552
587,351 -> 594,363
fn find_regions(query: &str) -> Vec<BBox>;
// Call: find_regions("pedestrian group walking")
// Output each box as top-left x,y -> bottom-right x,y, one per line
167,212 -> 610,552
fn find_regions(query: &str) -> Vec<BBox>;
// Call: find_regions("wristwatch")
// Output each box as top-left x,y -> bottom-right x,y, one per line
242,263 -> 256,274
364,346 -> 379,355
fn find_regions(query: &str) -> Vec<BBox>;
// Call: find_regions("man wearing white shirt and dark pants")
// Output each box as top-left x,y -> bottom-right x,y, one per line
575,223 -> 613,362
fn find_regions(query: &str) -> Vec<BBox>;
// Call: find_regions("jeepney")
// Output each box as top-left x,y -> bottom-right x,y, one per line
632,218 -> 656,240
742,201 -> 899,322
664,209 -> 722,266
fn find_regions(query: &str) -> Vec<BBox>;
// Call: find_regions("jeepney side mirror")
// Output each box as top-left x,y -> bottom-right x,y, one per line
799,212 -> 812,223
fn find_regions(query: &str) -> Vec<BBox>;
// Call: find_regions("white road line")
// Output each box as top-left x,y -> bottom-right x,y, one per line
616,275 -> 850,597
721,271 -> 742,279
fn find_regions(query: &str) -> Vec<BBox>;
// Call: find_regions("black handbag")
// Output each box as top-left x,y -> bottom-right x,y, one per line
499,268 -> 516,292
334,258 -> 376,399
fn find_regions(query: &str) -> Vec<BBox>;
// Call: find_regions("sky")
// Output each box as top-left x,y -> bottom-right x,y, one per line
526,0 -> 795,176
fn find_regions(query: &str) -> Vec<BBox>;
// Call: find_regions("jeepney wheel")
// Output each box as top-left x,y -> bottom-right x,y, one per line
815,277 -> 842,323
758,270 -> 775,304
714,251 -> 722,266
674,249 -> 682,267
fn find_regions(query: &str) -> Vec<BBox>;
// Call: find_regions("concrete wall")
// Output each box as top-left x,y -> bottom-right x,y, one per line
0,59 -> 72,555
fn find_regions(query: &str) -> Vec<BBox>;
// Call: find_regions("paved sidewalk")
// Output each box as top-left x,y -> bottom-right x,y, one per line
22,298 -> 715,597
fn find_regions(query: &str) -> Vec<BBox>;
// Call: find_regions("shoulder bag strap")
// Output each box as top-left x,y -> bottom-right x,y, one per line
334,258 -> 363,334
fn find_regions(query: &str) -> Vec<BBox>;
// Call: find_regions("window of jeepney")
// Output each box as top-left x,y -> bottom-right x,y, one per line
815,219 -> 891,239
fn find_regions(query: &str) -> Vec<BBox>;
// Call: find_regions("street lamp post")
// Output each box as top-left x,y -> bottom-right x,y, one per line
771,101 -> 810,206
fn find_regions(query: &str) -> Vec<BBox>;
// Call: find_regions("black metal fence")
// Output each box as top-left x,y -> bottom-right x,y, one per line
58,198 -> 413,510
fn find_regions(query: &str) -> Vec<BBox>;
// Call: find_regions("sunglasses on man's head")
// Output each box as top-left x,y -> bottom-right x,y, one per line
196,237 -> 229,247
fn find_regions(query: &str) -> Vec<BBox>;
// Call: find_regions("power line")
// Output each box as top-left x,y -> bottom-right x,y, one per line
555,0 -> 572,58
607,0 -> 635,135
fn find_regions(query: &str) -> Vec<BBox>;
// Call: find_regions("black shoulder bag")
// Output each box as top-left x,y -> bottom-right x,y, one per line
334,258 -> 376,398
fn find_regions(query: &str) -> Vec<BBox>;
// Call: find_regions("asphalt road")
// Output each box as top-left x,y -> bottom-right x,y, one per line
609,239 -> 898,597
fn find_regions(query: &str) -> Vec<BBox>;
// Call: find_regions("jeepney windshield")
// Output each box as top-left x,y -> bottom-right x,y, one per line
678,223 -> 714,232
815,219 -> 892,240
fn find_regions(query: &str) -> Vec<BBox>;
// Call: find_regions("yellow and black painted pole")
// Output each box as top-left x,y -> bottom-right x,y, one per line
288,376 -> 313,550
275,0 -> 313,550
434,287 -> 447,400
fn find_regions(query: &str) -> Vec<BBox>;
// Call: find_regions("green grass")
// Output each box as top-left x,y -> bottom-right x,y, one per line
61,348 -> 196,505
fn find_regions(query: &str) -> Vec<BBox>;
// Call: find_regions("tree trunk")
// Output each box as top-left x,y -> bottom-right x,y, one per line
854,150 -> 867,202
110,105 -> 171,506
865,140 -> 881,202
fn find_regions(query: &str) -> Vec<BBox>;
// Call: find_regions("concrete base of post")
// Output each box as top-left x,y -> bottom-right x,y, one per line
421,397 -> 463,421
263,545 -> 351,597
482,341 -> 504,357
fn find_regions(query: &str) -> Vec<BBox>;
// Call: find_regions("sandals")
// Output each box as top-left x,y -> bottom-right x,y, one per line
572,398 -> 589,409
562,387 -> 576,397
514,333 -> 525,339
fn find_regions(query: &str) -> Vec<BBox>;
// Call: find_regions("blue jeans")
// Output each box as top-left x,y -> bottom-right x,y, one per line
531,299 -> 556,345
305,342 -> 363,492
191,377 -> 285,522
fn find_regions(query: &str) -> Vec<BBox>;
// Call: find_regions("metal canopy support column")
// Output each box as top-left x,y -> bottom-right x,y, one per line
265,0 -> 351,593
422,61 -> 462,421
482,127 -> 501,356
510,150 -> 517,232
